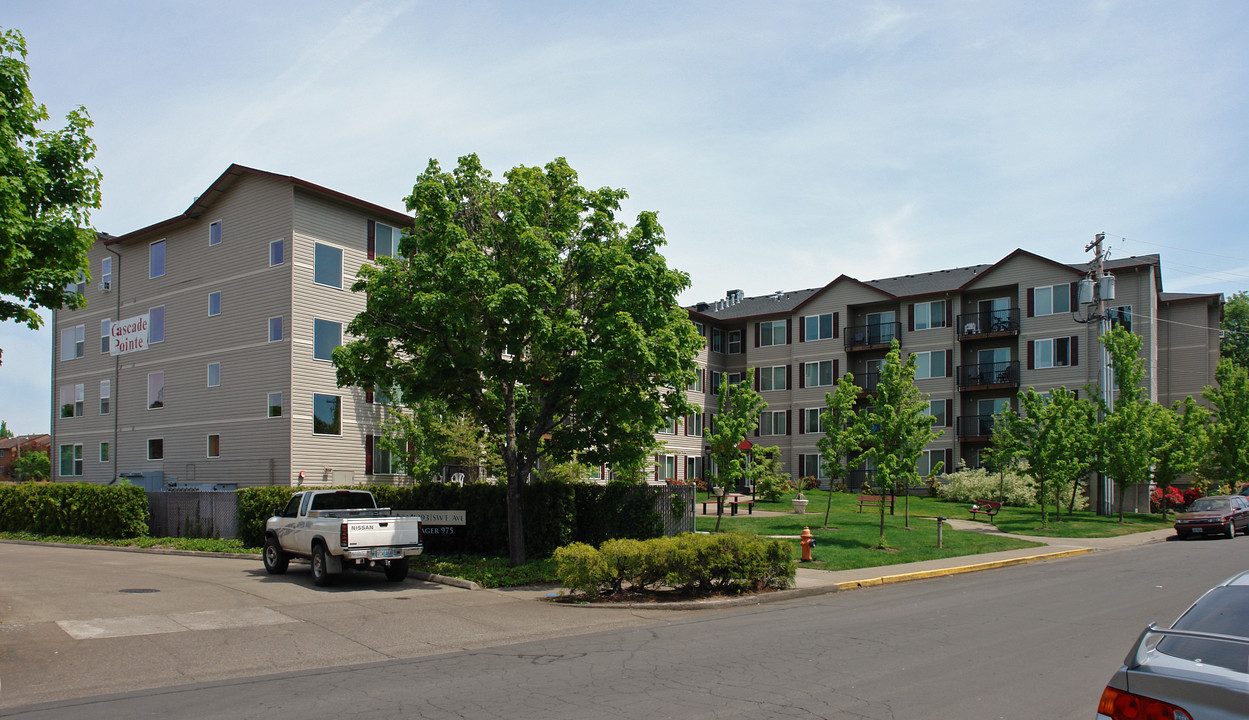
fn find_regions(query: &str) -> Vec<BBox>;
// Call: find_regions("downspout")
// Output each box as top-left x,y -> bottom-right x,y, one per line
106,243 -> 122,483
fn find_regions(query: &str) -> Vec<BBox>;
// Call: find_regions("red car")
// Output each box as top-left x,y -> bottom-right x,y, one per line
1173,495 -> 1249,539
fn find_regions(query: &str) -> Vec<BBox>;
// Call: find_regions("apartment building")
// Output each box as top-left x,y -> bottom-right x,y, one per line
660,249 -> 1222,509
50,165 -> 412,489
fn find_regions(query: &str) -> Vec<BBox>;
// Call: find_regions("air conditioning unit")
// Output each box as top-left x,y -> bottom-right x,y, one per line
98,281 -> 111,291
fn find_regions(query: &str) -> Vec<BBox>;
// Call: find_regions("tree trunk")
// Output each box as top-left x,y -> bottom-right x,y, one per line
878,480 -> 888,548
1068,476 -> 1081,514
503,387 -> 526,567
903,486 -> 911,529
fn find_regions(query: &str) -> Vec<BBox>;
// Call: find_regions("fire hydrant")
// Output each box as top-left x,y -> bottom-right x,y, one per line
800,526 -> 816,562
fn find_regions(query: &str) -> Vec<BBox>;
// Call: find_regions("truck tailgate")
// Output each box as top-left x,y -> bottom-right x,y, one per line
342,517 -> 422,549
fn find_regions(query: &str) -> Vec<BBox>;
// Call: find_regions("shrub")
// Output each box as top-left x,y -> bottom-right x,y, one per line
236,486 -> 296,547
1182,487 -> 1205,507
937,466 -> 1038,507
0,482 -> 148,538
552,542 -> 608,595
599,538 -> 648,593
1151,486 -> 1185,513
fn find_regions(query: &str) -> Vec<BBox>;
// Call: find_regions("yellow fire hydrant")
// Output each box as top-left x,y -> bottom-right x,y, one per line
799,526 -> 815,562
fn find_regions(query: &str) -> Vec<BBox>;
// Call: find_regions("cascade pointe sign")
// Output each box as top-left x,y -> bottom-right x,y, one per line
110,313 -> 150,356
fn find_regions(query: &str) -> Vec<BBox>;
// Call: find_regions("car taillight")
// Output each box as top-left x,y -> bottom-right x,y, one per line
340,521 -> 349,547
1098,686 -> 1192,720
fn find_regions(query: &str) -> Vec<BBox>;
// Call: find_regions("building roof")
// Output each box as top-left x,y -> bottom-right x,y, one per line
1159,291 -> 1223,304
104,164 -> 412,245
0,434 -> 50,451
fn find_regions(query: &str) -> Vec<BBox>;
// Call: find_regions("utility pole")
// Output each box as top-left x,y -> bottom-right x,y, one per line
1076,232 -> 1115,515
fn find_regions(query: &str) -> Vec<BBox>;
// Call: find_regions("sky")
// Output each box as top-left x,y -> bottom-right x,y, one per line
3,0 -> 1249,434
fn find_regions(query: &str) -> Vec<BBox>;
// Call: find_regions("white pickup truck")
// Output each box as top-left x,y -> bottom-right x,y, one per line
263,489 -> 423,586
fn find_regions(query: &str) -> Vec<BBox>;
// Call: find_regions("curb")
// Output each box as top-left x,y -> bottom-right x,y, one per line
827,547 -> 1097,591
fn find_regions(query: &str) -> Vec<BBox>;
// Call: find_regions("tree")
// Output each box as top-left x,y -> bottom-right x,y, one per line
860,341 -> 939,545
0,421 -> 12,438
1150,396 -> 1208,521
818,373 -> 864,528
0,28 -> 102,343
335,155 -> 702,566
1201,358 -> 1249,487
11,448 -> 48,482
705,370 -> 767,532
1097,326 -> 1156,521
1220,291 -> 1249,369
999,387 -> 1097,526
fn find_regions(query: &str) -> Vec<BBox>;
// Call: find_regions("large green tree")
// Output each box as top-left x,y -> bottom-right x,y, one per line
1098,326 -> 1157,521
10,448 -> 48,481
0,28 -> 102,346
1220,291 -> 1249,368
1201,358 -> 1249,486
861,341 -> 939,545
1000,387 -> 1097,526
1150,396 -> 1208,520
335,155 -> 702,566
818,372 -> 864,528
705,369 -> 766,532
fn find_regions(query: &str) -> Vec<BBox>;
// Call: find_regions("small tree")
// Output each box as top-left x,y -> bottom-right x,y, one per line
0,421 -> 13,439
1151,396 -> 1208,521
706,369 -> 766,531
1220,290 -> 1249,369
1000,387 -> 1097,526
1201,358 -> 1249,487
1097,326 -> 1156,521
818,373 -> 864,528
749,446 -> 788,501
11,449 -> 49,482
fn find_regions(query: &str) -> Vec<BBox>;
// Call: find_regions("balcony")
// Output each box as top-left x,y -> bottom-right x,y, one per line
956,361 -> 1020,391
844,370 -> 880,395
845,469 -> 876,492
957,414 -> 998,441
957,308 -> 1020,341
844,322 -> 902,352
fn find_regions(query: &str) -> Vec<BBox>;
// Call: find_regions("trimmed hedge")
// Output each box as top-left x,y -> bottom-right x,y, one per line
0,482 -> 149,538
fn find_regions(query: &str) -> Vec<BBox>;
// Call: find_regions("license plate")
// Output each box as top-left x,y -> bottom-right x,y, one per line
369,548 -> 401,559
1193,527 -> 1203,534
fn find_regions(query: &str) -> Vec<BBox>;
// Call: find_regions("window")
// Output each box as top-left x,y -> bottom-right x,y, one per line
64,272 -> 85,296
374,222 -> 401,258
207,434 -> 220,458
148,438 -> 164,461
270,239 -> 284,267
918,449 -> 945,476
1109,305 -> 1132,332
373,440 -> 394,474
728,330 -> 743,354
802,454 -> 829,480
657,455 -> 676,482
759,320 -> 786,347
59,444 -> 83,476
313,393 -> 341,435
208,292 -> 221,317
100,380 -> 110,414
804,408 -> 824,434
693,321 -> 705,337
1034,337 -> 1073,369
805,360 -> 834,388
60,325 -> 84,360
659,416 -> 677,435
804,313 -> 834,341
688,371 -> 703,393
313,319 -> 342,361
760,410 -> 786,436
711,371 -> 723,395
268,316 -> 283,342
99,442 -> 109,462
727,372 -> 745,387
150,239 -> 166,278
268,392 -> 283,418
59,384 -> 84,418
914,350 -> 947,380
314,243 -> 343,288
925,399 -> 947,427
209,220 -> 222,246
913,300 -> 946,330
100,319 -> 111,353
207,362 -> 221,387
149,306 -> 165,343
686,456 -> 704,481
148,372 -> 164,409
711,328 -> 725,353
760,365 -> 786,391
1033,283 -> 1071,316
100,257 -> 112,290
691,412 -> 704,436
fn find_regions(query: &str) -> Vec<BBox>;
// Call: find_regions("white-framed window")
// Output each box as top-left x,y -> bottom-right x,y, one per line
686,456 -> 704,481
312,393 -> 341,435
148,438 -> 164,461
1109,305 -> 1132,332
269,239 -> 284,267
804,313 -> 834,341
207,434 -> 220,458
148,371 -> 164,409
1033,283 -> 1072,316
711,371 -> 723,395
268,316 -> 283,342
727,372 -> 745,386
804,407 -> 824,434
150,239 -> 166,278
99,442 -> 109,462
100,380 -> 110,414
914,350 -> 946,380
913,300 -> 946,330
659,416 -> 677,435
688,371 -> 703,393
688,412 -> 704,437
100,257 -> 112,290
268,392 -> 283,418
208,291 -> 221,317
374,222 -> 402,258
728,330 -> 743,354
918,449 -> 944,476
149,306 -> 165,343
209,220 -> 222,246
805,360 -> 834,387
373,440 -> 395,475
759,320 -> 786,347
59,444 -> 83,476
693,321 -> 705,337
60,324 -> 84,361
207,362 -> 221,387
711,328 -> 725,353
100,319 -> 111,353
1034,337 -> 1073,369
924,399 -> 947,427
760,365 -> 786,391
760,410 -> 786,436
802,453 -> 829,480
657,455 -> 676,482
314,242 -> 343,289
64,272 -> 85,296
59,384 -> 84,418
313,319 -> 342,361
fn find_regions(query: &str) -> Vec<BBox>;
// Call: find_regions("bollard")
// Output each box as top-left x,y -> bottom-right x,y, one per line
936,516 -> 948,549
800,526 -> 815,562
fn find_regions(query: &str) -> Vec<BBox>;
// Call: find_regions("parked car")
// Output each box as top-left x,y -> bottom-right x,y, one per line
1096,570 -> 1249,719
1172,494 -> 1249,539
1238,483 -> 1249,497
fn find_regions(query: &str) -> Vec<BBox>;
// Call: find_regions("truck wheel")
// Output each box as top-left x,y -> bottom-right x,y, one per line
311,543 -> 334,586
384,557 -> 409,582
263,535 -> 289,574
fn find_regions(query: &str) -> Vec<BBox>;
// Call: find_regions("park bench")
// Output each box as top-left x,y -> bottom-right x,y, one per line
700,493 -> 756,516
970,500 -> 1002,523
856,494 -> 894,513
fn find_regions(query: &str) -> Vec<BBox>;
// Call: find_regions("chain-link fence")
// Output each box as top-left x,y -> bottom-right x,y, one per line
146,491 -> 239,538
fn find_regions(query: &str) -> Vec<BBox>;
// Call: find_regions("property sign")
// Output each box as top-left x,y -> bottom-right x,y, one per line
110,313 -> 149,356
394,510 -> 466,526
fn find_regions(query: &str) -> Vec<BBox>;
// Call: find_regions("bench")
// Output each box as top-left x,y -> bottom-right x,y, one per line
857,494 -> 895,513
970,500 -> 1002,522
700,493 -> 756,516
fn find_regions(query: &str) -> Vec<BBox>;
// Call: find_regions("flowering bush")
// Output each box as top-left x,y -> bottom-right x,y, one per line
1150,486 -> 1185,513
937,466 -> 1037,507
1182,487 -> 1205,506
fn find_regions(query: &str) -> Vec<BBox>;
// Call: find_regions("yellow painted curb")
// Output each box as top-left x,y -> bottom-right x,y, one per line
830,547 -> 1097,591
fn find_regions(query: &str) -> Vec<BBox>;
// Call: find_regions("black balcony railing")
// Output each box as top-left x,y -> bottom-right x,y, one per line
956,361 -> 1020,389
845,469 -> 876,492
956,308 -> 1021,339
845,322 -> 902,351
957,414 -> 998,440
844,370 -> 880,393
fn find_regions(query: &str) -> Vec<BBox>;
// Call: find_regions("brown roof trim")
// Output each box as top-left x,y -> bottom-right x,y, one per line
1159,292 -> 1223,303
105,163 -> 411,245
957,248 -> 1082,291
790,274 -> 896,314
